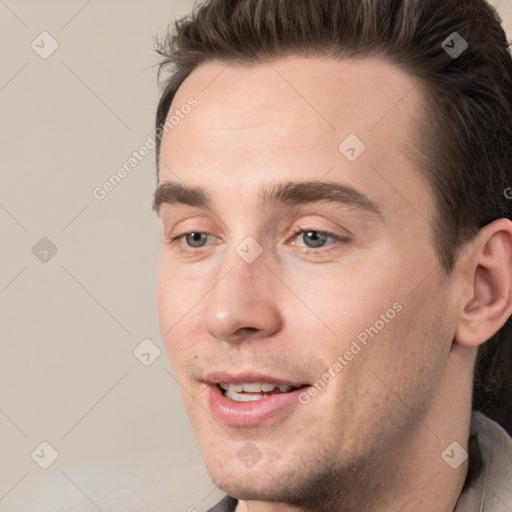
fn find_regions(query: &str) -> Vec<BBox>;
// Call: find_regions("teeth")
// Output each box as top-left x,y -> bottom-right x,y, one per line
219,382 -> 297,401
242,382 -> 275,392
225,390 -> 265,402
219,382 -> 276,393
219,383 -> 242,392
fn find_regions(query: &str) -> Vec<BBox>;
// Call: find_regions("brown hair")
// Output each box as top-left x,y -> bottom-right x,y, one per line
154,0 -> 512,431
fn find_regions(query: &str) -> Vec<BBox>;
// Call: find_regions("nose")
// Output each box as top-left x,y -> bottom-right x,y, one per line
202,253 -> 282,344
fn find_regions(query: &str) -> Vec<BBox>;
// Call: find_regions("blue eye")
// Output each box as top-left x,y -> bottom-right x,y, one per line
300,230 -> 329,248
184,232 -> 209,247
292,229 -> 342,249
168,232 -> 213,248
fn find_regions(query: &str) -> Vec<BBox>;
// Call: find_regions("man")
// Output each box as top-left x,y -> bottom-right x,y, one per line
152,0 -> 512,510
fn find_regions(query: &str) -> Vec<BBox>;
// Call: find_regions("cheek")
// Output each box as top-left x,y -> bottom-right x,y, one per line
285,257 -> 449,400
156,259 -> 201,369
162,332 -> 202,383
156,255 -> 201,328
352,278 -> 452,408
282,262 -> 401,350
322,283 -> 452,450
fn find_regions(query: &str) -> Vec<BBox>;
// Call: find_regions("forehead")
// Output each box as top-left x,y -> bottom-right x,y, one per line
159,56 -> 434,222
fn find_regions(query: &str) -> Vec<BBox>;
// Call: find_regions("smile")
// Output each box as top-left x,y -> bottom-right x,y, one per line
203,372 -> 311,426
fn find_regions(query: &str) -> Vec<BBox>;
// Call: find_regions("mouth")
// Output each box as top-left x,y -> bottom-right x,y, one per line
204,372 -> 311,427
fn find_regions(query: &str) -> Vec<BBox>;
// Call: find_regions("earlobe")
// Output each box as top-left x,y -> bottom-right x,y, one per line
455,218 -> 512,348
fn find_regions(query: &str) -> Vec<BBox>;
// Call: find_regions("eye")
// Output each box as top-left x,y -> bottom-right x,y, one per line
291,229 -> 345,249
168,232 -> 214,248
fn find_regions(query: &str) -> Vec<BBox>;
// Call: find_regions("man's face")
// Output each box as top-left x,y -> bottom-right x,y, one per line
156,57 -> 458,504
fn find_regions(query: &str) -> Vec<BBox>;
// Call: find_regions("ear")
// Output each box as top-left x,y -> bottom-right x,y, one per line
455,218 -> 512,348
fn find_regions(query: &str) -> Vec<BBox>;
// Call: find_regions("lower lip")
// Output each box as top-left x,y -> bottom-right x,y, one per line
207,384 -> 308,427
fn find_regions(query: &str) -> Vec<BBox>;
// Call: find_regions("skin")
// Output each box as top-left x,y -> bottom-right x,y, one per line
155,56 -> 512,512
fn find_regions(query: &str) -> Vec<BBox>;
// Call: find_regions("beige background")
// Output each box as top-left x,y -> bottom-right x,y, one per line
0,1 -> 510,511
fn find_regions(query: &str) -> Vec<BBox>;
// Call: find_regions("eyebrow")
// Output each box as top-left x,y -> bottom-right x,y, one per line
153,180 -> 382,217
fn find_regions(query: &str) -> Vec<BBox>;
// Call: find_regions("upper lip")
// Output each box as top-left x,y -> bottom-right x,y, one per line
202,371 -> 309,388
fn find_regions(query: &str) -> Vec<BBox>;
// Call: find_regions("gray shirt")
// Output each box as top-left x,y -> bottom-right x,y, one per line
206,411 -> 512,512
454,411 -> 512,511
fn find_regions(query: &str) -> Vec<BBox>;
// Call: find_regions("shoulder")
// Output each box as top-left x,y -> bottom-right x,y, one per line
455,411 -> 512,511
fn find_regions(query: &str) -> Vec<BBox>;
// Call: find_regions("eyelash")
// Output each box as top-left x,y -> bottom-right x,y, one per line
166,228 -> 347,252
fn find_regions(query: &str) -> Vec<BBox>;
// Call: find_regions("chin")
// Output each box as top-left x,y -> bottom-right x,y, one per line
207,472 -> 283,502
202,449 -> 281,495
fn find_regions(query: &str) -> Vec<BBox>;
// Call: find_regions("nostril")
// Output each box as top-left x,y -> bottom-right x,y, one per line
236,327 -> 259,335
